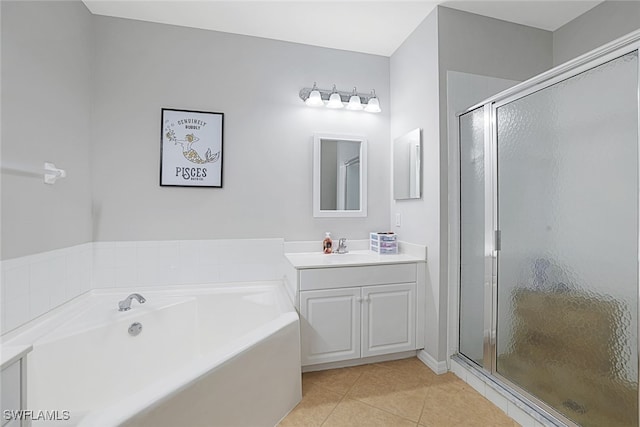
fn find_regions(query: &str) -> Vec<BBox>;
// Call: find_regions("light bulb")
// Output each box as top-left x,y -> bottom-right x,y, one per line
364,90 -> 381,113
305,82 -> 324,107
326,85 -> 344,109
346,87 -> 363,111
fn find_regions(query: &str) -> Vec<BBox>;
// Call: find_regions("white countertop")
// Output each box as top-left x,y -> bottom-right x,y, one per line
285,250 -> 425,269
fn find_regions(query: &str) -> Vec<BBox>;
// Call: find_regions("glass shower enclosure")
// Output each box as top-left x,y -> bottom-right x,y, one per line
458,32 -> 640,426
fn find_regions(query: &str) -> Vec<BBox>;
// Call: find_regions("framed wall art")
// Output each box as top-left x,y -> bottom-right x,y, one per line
160,108 -> 224,187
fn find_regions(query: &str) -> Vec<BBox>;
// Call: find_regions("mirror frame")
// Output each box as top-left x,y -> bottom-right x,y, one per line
393,128 -> 422,200
313,133 -> 368,218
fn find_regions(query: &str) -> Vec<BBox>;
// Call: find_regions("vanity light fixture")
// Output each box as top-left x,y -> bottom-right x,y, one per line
305,82 -> 324,107
346,87 -> 363,111
326,85 -> 344,109
364,90 -> 381,113
299,83 -> 381,113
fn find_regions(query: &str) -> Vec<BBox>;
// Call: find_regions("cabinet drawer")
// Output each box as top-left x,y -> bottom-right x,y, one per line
300,263 -> 416,291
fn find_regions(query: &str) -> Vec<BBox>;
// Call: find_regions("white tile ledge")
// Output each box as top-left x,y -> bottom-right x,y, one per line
1,291 -> 95,346
1,344 -> 32,368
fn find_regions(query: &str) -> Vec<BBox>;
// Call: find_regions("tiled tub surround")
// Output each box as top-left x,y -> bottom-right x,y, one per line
1,239 -> 285,336
92,238 -> 286,288
4,282 -> 300,426
1,243 -> 92,334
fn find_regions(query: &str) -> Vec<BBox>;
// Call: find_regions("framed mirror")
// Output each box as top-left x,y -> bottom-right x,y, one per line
393,128 -> 421,200
313,133 -> 367,217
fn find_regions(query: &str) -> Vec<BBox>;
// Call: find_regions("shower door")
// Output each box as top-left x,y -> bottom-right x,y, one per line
459,39 -> 640,427
494,50 -> 639,427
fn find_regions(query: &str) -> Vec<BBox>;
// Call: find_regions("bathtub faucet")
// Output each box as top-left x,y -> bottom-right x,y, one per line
118,293 -> 147,311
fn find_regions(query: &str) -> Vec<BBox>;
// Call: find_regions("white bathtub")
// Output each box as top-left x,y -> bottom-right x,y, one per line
4,282 -> 301,426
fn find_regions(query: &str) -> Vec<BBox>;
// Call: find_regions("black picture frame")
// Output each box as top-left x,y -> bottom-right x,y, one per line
160,108 -> 224,188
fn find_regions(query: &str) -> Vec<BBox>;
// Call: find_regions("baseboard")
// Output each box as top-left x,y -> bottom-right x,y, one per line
417,350 -> 448,374
302,350 -> 418,373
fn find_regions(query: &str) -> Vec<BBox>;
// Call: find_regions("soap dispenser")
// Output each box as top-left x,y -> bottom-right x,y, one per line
323,232 -> 333,254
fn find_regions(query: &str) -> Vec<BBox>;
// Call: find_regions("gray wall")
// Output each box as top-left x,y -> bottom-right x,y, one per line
390,6 -> 554,363
438,7 -> 553,83
91,16 -> 390,243
553,0 -> 640,66
437,6 -> 553,362
1,1 -> 93,260
390,10 -> 441,360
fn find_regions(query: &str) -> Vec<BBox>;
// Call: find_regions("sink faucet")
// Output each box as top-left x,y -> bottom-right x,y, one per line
336,238 -> 348,254
118,293 -> 146,311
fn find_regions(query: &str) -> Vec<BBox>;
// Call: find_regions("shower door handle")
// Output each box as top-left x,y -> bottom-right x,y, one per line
494,230 -> 501,251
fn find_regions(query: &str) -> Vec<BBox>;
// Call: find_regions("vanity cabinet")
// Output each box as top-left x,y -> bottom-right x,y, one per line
1,360 -> 22,427
300,283 -> 416,365
1,346 -> 31,427
294,262 -> 420,367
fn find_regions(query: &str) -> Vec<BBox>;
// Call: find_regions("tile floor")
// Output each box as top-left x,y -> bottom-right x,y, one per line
279,357 -> 519,427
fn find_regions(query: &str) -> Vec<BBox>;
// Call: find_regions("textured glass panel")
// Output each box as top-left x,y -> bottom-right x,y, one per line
459,107 -> 486,365
496,51 -> 638,426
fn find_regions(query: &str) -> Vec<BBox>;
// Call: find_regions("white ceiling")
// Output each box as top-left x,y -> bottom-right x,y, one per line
83,1 -> 603,57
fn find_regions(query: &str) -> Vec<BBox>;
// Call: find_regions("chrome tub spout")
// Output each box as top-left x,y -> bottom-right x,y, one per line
118,293 -> 146,311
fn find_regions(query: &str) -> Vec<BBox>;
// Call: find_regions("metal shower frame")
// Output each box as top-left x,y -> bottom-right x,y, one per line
455,29 -> 640,426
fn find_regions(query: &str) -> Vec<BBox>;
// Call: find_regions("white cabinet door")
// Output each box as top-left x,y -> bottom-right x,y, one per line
1,360 -> 22,427
300,288 -> 361,365
362,283 -> 416,357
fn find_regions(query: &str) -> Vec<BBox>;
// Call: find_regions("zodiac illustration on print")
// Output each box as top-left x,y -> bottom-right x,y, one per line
164,127 -> 220,165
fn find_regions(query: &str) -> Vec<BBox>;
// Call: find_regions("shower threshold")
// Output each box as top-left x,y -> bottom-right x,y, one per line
451,355 -> 575,427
